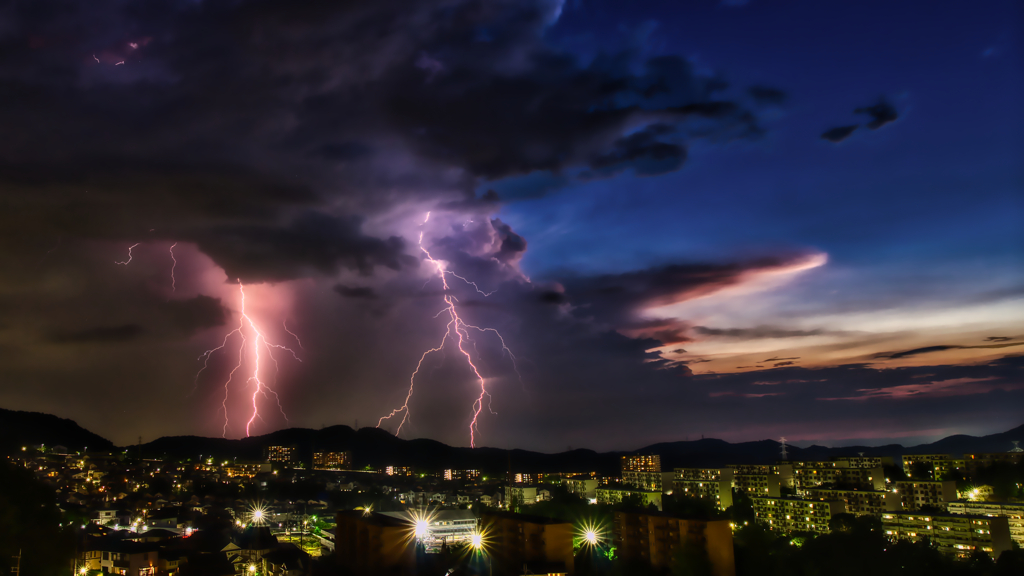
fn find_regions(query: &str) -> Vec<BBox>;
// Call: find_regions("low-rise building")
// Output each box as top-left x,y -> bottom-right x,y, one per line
882,511 -> 1013,559
893,480 -> 956,512
564,477 -> 599,500
379,509 -> 479,551
505,485 -> 539,509
613,510 -> 735,576
752,496 -> 844,534
224,462 -> 272,478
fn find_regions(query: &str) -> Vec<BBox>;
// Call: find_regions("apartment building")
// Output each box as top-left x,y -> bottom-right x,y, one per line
752,496 -> 844,534
596,487 -> 663,511
312,451 -> 351,471
947,501 -> 1024,547
893,480 -> 957,512
674,467 -> 735,510
798,487 -> 901,516
882,512 -> 1012,559
483,511 -> 575,576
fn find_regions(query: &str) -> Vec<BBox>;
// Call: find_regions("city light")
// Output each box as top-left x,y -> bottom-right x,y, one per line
471,532 -> 483,549
577,521 -> 605,548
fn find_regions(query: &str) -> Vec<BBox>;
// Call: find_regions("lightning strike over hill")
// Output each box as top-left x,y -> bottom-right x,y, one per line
115,243 -> 140,265
195,281 -> 301,438
169,242 -> 178,291
378,213 -> 520,447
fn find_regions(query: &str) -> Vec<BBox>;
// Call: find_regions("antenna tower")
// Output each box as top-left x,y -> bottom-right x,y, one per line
12,550 -> 21,576
1011,441 -> 1022,453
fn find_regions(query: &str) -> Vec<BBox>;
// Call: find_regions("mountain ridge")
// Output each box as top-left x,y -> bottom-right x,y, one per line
3,407 -> 1021,475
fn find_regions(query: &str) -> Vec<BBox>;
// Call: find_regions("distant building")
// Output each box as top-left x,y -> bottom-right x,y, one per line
596,487 -> 663,511
901,454 -> 961,479
964,452 -> 1024,476
947,501 -> 1024,547
893,480 -> 956,511
734,472 -> 781,498
752,496 -> 844,534
312,451 -> 351,471
833,455 -> 894,469
733,463 -> 794,489
335,511 -> 416,576
443,469 -> 481,482
614,510 -> 735,576
621,454 -> 661,473
882,511 -> 1012,558
264,446 -> 296,463
384,465 -> 413,477
798,487 -> 901,516
483,511 -> 575,576
224,462 -> 272,478
674,468 -> 735,510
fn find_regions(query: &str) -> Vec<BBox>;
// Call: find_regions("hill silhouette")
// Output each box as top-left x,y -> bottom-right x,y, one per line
2,408 -> 1021,474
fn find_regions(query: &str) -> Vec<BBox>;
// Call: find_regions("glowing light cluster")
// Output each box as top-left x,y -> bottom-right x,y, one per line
378,212 -> 520,448
196,281 -> 301,437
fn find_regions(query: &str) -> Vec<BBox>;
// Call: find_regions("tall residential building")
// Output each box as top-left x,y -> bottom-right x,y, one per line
264,446 -> 296,463
882,512 -> 1012,559
733,463 -> 794,488
621,454 -> 662,473
901,454 -> 958,478
733,472 -> 781,497
893,480 -> 957,512
674,468 -> 735,510
947,501 -> 1024,547
444,469 -> 481,482
614,511 -> 735,576
752,496 -> 844,534
798,488 -> 901,516
312,451 -> 351,471
483,511 -> 575,576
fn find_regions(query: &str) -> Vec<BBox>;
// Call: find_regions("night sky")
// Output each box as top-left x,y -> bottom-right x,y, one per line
1,0 -> 1021,451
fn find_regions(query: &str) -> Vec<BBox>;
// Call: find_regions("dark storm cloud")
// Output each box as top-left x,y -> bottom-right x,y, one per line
50,324 -> 144,344
773,361 -> 796,367
334,285 -> 378,300
875,341 -> 1024,359
162,296 -> 229,335
192,212 -> 416,282
986,336 -> 1013,342
821,125 -> 859,142
855,99 -> 899,129
763,356 -> 800,362
0,0 -> 766,283
694,325 -> 828,339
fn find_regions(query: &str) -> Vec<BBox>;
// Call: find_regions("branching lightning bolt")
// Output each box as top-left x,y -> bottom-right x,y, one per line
195,280 -> 301,438
378,212 -> 520,447
169,242 -> 178,291
115,243 -> 140,265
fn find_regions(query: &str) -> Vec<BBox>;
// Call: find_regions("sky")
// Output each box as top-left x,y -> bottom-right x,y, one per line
0,0 -> 1021,451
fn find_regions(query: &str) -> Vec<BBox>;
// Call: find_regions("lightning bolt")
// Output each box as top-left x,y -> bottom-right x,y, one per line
195,281 -> 301,437
378,212 -> 519,448
115,243 -> 140,265
169,242 -> 178,291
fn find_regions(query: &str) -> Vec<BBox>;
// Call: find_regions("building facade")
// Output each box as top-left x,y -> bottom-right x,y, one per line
798,488 -> 900,516
947,501 -> 1024,547
312,451 -> 351,471
613,511 -> 735,576
882,512 -> 1012,559
482,511 -> 574,576
264,446 -> 296,463
622,454 -> 662,473
596,487 -> 663,511
893,480 -> 957,512
752,496 -> 844,534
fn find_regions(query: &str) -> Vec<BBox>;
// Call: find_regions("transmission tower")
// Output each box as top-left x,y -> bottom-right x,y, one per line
1011,441 -> 1022,453
779,437 -> 788,460
11,550 -> 21,576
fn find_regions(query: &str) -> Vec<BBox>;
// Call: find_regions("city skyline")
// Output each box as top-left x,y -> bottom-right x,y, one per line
0,0 -> 1021,450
